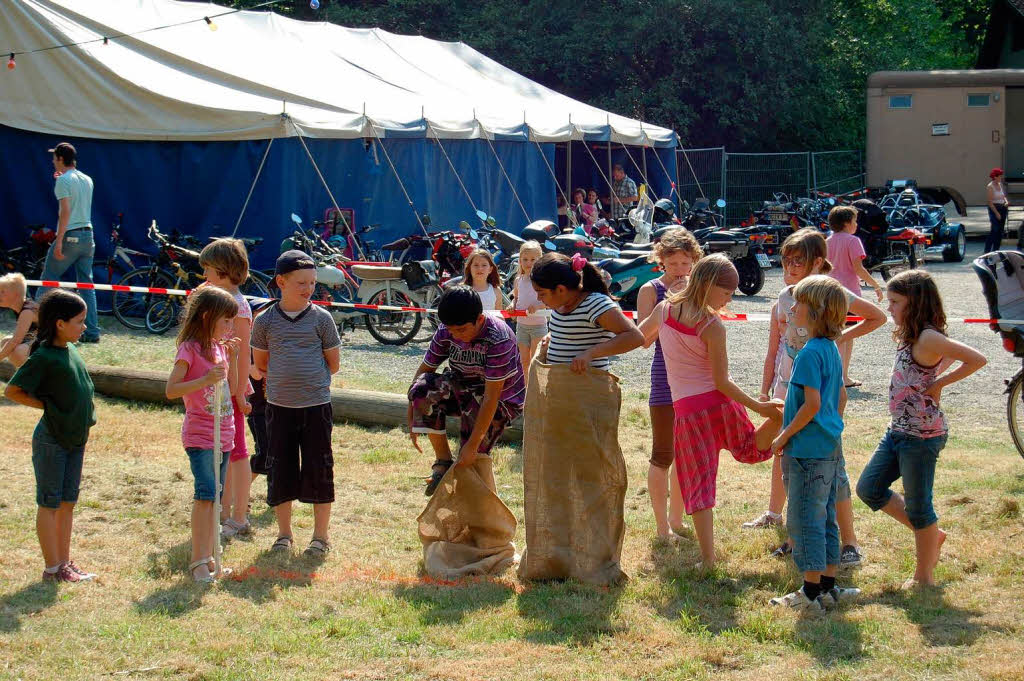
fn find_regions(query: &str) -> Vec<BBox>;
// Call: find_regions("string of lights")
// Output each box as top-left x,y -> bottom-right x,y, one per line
3,0 -> 325,71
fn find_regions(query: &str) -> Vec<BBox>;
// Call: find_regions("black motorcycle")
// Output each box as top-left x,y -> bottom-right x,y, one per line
851,199 -> 927,280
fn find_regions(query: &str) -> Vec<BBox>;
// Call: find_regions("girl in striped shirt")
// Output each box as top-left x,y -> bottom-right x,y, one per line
530,253 -> 642,373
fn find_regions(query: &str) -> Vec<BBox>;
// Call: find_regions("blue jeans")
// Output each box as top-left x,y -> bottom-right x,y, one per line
783,442 -> 852,502
985,205 -> 1008,254
856,429 -> 946,530
186,448 -> 230,501
32,421 -> 85,508
784,448 -> 840,573
37,228 -> 100,339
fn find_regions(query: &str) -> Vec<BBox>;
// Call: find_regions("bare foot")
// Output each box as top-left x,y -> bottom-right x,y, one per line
933,528 -> 947,571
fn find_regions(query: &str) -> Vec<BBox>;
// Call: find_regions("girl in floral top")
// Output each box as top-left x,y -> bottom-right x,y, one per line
856,270 -> 986,589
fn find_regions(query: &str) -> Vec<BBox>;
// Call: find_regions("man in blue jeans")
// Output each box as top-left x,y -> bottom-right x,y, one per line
38,142 -> 100,342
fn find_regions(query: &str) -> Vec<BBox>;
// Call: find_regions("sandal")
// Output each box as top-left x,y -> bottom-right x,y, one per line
424,459 -> 453,497
189,558 -> 215,584
304,537 -> 331,558
271,536 -> 293,553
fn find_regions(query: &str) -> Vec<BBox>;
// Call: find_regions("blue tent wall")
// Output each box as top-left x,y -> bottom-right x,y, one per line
558,142 -> 677,209
0,125 -> 558,268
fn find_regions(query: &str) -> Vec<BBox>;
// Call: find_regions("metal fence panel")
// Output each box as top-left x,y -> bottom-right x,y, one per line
675,147 -> 724,212
723,152 -> 810,224
811,150 -> 864,196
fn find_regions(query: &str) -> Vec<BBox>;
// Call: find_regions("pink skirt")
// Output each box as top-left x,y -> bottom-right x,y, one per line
673,391 -> 772,514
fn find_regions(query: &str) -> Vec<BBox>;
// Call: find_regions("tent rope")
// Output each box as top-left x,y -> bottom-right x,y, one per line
481,133 -> 531,225
425,121 -> 479,215
531,139 -> 572,223
231,138 -> 273,237
370,136 -> 431,238
618,143 -> 657,201
289,118 -> 367,260
646,142 -> 679,199
677,146 -> 706,199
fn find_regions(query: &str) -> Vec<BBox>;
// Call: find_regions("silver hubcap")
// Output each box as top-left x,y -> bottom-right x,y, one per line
957,231 -> 965,256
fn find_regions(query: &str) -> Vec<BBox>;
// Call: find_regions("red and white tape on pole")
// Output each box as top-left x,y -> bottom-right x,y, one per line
24,280 -> 1019,325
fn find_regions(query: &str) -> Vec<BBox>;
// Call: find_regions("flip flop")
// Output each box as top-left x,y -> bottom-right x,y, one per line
844,380 -> 863,388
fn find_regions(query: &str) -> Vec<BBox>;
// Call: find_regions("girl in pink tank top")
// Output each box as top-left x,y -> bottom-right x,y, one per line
639,254 -> 783,570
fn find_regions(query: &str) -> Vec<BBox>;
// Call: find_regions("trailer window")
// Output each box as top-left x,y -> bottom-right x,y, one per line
888,95 -> 912,109
967,94 -> 991,107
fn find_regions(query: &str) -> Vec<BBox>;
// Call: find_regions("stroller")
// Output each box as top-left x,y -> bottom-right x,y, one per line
973,250 -> 1024,460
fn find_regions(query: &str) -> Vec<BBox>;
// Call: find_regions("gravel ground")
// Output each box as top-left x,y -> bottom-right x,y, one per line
2,241 -> 1016,420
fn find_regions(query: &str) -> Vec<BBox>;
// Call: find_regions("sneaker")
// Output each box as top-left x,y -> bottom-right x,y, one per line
840,545 -> 864,569
65,560 -> 96,581
42,563 -> 84,583
78,335 -> 100,344
742,511 -> 783,529
770,587 -> 824,612
819,586 -> 861,608
770,542 -> 793,559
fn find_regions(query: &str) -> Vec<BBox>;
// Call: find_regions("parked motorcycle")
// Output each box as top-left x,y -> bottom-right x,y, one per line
851,199 -> 928,280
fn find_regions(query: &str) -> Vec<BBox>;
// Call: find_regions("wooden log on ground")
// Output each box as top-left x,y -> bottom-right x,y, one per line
0,362 -> 523,442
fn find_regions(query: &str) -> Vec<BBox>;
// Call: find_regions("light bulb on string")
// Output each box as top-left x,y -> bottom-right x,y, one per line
6,54 -> 14,71
204,16 -> 218,31
310,0 -> 320,9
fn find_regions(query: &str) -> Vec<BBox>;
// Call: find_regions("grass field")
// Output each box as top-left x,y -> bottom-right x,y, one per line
1,381 -> 1023,680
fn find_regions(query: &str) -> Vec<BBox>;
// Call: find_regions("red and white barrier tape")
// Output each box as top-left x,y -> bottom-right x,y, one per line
24,280 -> 1018,325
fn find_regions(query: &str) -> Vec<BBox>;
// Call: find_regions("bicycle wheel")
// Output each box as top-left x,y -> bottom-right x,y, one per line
112,268 -> 174,331
364,288 -> 421,345
240,271 -> 271,299
1006,372 -> 1024,461
422,284 -> 443,331
145,297 -> 180,335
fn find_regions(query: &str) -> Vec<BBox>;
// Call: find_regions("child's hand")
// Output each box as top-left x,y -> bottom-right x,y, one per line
754,399 -> 784,418
527,304 -> 540,314
249,365 -> 263,380
220,337 -> 242,356
456,442 -> 478,468
770,433 -> 788,457
241,400 -> 252,416
205,364 -> 227,386
570,350 -> 594,374
407,402 -> 422,453
873,285 -> 883,302
924,382 -> 942,405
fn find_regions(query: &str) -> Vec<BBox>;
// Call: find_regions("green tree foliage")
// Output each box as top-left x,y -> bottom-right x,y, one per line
213,0 -> 991,150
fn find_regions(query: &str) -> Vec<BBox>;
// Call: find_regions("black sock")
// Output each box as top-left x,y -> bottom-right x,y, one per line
803,580 -> 822,601
821,575 -> 836,593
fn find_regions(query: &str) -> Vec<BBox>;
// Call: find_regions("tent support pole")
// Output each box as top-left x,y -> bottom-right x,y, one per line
425,121 -> 479,216
481,133 -> 531,225
288,118 -> 367,260
231,138 -> 274,237
576,127 -> 619,218
566,140 -> 572,206
606,141 -> 613,210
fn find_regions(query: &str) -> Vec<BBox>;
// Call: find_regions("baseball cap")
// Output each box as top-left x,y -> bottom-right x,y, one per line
274,249 -> 316,276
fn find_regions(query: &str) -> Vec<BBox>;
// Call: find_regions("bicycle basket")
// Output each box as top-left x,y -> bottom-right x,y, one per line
973,250 -> 1024,356
401,259 -> 438,290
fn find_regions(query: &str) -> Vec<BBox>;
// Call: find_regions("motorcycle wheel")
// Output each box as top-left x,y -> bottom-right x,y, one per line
364,288 -> 422,345
943,227 -> 966,263
736,258 -> 765,296
617,288 -> 639,312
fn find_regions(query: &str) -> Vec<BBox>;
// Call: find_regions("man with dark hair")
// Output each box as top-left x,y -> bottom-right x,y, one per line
609,163 -> 638,220
407,285 -> 525,495
38,142 -> 100,342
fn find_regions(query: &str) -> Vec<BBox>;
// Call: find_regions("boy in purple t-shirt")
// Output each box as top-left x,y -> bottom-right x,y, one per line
407,285 -> 525,495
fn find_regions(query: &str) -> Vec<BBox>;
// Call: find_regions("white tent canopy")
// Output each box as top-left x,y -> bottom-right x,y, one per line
0,0 -> 677,146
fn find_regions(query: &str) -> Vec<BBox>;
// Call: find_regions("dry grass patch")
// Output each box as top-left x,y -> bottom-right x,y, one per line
0,391 -> 1023,680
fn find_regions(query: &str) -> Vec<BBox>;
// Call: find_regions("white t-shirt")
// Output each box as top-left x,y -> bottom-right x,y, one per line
476,284 -> 499,311
546,292 -> 618,370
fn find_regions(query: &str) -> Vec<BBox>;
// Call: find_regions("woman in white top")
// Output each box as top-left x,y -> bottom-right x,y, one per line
462,249 -> 503,312
986,167 -> 1010,254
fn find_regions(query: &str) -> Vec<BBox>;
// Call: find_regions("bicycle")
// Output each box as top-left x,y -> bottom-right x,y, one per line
92,214 -> 149,315
111,221 -> 270,333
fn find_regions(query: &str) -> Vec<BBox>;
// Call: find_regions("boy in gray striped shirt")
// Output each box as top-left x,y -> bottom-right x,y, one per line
251,250 -> 341,558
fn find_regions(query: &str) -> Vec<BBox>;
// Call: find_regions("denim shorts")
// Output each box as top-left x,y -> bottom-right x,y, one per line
186,447 -> 230,501
856,429 -> 947,530
32,421 -> 85,509
784,447 -> 841,573
515,322 -> 547,346
783,442 -> 852,503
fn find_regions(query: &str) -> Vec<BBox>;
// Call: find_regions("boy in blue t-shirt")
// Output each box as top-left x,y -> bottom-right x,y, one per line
769,276 -> 861,612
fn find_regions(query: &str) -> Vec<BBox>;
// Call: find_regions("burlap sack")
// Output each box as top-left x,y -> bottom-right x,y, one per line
417,457 -> 517,580
517,361 -> 628,585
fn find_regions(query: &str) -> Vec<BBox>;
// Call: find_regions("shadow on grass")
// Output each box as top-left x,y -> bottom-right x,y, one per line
0,580 -> 59,633
794,611 -> 865,666
867,585 -> 996,647
515,580 -> 626,646
393,579 -> 515,625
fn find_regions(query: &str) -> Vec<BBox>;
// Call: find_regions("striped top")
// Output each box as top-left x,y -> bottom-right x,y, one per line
547,292 -> 618,370
424,315 -> 526,407
648,280 -> 672,406
250,302 -> 342,408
